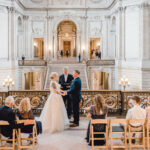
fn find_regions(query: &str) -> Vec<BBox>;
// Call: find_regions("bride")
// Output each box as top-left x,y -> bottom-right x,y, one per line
39,72 -> 69,133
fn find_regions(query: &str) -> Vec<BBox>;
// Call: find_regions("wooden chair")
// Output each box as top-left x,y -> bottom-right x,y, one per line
110,119 -> 128,150
90,119 -> 109,150
128,119 -> 146,150
145,119 -> 150,149
0,121 -> 16,150
16,120 -> 38,150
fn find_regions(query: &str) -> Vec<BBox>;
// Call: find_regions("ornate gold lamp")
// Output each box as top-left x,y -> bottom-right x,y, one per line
2,76 -> 15,91
119,76 -> 130,91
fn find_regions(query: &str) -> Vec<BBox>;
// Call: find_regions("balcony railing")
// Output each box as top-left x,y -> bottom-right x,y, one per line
87,59 -> 115,66
1,90 -> 150,114
18,60 -> 47,66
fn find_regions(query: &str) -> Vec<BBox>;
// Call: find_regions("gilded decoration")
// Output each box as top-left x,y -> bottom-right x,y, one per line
0,90 -> 149,114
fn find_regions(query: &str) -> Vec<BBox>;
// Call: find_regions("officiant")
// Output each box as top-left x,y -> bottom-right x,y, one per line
59,67 -> 74,119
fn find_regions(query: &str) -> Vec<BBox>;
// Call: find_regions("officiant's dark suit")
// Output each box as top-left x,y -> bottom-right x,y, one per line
67,71 -> 82,126
59,73 -> 74,118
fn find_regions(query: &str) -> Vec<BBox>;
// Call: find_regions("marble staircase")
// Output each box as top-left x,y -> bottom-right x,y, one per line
44,59 -> 89,90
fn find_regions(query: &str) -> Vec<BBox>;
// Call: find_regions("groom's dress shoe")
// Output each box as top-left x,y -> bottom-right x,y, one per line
70,123 -> 79,127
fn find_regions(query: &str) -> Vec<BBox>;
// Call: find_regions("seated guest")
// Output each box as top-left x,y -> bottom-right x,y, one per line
0,96 -> 31,140
85,94 -> 107,146
126,96 -> 146,143
17,97 -> 42,135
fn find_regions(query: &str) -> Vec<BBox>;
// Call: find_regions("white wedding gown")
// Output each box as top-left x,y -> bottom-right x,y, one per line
39,81 -> 69,133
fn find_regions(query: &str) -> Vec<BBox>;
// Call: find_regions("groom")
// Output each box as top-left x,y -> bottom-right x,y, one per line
65,70 -> 82,127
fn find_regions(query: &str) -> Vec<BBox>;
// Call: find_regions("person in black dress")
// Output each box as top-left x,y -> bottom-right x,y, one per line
60,50 -> 63,57
78,53 -> 81,63
22,55 -> 25,65
85,94 -> 107,146
59,67 -> 74,119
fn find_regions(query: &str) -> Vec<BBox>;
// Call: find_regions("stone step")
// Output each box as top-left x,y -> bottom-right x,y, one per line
44,63 -> 89,90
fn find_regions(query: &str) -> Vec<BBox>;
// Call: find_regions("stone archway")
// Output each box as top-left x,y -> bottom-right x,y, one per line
57,20 -> 77,57
52,18 -> 81,59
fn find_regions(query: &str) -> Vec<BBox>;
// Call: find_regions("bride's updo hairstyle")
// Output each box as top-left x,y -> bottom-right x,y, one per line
50,72 -> 58,80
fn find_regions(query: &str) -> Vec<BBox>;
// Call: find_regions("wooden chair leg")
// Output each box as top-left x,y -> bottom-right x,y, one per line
129,127 -> 131,150
147,130 -> 149,149
124,128 -> 127,150
35,126 -> 38,144
32,128 -> 35,150
110,128 -> 113,150
12,130 -> 15,150
143,128 -> 145,150
106,127 -> 109,150
18,129 -> 21,150
91,126 -> 94,150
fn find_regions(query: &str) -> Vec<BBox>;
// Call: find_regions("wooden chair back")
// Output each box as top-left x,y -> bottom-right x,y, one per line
0,121 -> 15,150
90,119 -> 109,150
110,119 -> 128,150
128,119 -> 146,150
16,120 -> 38,150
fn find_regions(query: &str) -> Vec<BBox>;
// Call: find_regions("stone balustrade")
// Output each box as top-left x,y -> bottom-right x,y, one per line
18,60 -> 47,66
86,59 -> 115,66
1,90 -> 150,114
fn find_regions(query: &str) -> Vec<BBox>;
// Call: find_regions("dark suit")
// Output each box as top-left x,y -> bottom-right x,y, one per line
66,50 -> 69,57
67,77 -> 82,125
0,105 -> 23,138
59,74 -> 74,118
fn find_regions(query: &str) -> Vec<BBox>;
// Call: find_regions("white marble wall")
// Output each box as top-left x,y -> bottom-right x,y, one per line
0,0 -> 150,90
0,7 -> 8,60
108,0 -> 150,90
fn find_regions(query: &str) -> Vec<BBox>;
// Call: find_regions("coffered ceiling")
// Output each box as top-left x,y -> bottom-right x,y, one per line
18,0 -> 115,9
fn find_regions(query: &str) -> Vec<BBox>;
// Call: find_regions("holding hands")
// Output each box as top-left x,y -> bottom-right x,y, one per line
60,90 -> 67,96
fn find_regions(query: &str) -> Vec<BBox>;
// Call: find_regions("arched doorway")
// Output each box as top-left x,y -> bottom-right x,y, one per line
57,20 -> 77,57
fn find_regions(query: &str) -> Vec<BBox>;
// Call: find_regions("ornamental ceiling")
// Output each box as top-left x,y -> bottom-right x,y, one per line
18,0 -> 115,9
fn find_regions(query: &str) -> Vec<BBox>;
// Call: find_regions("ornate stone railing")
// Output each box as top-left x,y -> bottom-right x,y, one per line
81,90 -> 122,114
122,91 -> 150,111
0,92 -> 8,106
8,90 -> 50,114
0,90 -> 150,114
18,60 -> 47,66
86,59 -> 115,66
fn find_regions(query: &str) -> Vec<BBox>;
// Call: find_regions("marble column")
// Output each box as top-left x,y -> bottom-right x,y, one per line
48,16 -> 54,59
117,7 -> 124,60
54,32 -> 57,60
141,2 -> 150,60
45,16 -> 50,60
7,7 -> 15,60
104,15 -> 110,59
76,31 -> 81,57
80,16 -> 85,59
120,7 -> 126,61
23,15 -> 29,59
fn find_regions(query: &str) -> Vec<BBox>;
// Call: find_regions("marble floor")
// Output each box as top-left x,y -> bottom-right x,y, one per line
35,117 -> 144,150
36,117 -> 91,150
